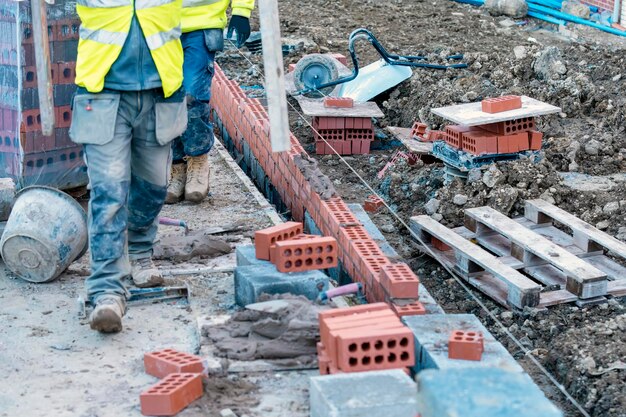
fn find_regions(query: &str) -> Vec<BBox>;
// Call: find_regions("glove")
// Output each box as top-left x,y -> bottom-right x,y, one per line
226,15 -> 251,48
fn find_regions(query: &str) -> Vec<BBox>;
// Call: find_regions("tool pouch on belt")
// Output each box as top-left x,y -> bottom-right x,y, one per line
155,88 -> 188,146
69,92 -> 120,145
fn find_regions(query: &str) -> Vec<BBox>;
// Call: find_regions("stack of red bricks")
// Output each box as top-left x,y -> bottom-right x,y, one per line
442,96 -> 543,156
0,2 -> 85,188
317,303 -> 416,375
313,97 -> 374,156
255,221 -> 339,273
140,349 -> 206,416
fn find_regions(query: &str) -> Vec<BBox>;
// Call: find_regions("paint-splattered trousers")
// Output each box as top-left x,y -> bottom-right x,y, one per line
69,88 -> 187,302
171,29 -> 222,162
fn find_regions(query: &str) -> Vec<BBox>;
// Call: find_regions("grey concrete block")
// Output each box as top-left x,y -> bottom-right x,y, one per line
402,314 -> 523,374
234,264 -> 328,306
310,369 -> 418,417
0,178 -> 16,221
235,245 -> 272,267
417,368 -> 563,417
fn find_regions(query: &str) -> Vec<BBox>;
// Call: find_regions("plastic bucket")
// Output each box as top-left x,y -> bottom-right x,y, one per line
0,186 -> 88,283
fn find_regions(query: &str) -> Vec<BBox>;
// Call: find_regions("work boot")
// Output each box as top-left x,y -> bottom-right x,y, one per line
185,153 -> 210,203
165,162 -> 187,204
130,257 -> 164,288
89,294 -> 126,333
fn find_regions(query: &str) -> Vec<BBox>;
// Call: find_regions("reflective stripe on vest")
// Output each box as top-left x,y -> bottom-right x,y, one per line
182,0 -> 221,7
75,0 -> 183,97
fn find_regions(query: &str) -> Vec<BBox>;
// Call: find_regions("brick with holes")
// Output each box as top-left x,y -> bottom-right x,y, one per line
254,221 -> 303,260
392,302 -> 426,317
363,195 -> 384,213
349,239 -> 385,261
480,117 -> 535,135
324,96 -> 354,108
448,330 -> 484,361
529,130 -> 543,150
381,263 -> 420,299
139,373 -> 203,416
143,349 -> 205,378
271,236 -> 338,273
410,121 -> 428,138
335,326 -> 415,372
481,95 -> 522,113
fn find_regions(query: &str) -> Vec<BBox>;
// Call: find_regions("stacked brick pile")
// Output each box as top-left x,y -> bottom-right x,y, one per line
140,349 -> 205,416
255,221 -> 339,273
0,0 -> 86,188
313,97 -> 374,156
317,303 -> 415,375
412,96 -> 543,155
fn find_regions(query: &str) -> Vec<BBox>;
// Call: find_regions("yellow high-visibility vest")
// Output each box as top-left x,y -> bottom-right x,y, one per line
75,0 -> 184,97
181,0 -> 254,33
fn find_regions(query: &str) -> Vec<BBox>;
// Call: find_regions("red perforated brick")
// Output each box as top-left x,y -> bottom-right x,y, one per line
140,373 -> 203,416
318,302 -> 389,321
529,130 -> 543,150
392,302 -> 426,317
481,95 -> 522,113
56,106 -> 72,128
254,221 -> 303,260
21,109 -> 41,133
497,131 -> 528,154
364,195 -> 384,213
349,239 -> 385,260
481,117 -> 535,135
448,330 -> 484,361
345,128 -> 374,142
424,130 -> 445,142
461,130 -> 498,156
444,125 -> 472,149
144,349 -> 205,379
351,139 -> 371,155
313,116 -> 345,130
324,97 -> 354,108
272,236 -> 338,273
327,210 -> 360,235
380,263 -> 420,299
344,117 -> 373,130
57,61 -> 76,84
335,326 -> 415,372
410,121 -> 428,138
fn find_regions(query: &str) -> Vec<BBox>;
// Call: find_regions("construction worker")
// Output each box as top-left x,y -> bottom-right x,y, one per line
165,0 -> 255,204
70,0 -> 187,333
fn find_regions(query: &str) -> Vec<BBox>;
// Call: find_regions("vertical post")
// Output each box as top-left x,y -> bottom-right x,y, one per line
258,0 -> 290,153
31,0 -> 55,136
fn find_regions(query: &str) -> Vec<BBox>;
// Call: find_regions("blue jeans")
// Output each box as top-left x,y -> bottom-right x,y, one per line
171,29 -> 220,162
69,88 -> 187,302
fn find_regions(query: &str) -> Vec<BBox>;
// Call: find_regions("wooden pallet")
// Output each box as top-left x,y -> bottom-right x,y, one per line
410,201 -> 626,309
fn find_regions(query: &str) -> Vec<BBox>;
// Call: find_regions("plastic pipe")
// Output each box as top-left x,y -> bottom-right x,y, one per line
528,10 -> 567,24
526,0 -> 564,10
528,3 -> 626,36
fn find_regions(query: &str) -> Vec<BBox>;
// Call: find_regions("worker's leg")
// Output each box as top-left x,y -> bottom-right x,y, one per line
181,30 -> 217,202
70,90 -> 133,332
128,89 -> 187,287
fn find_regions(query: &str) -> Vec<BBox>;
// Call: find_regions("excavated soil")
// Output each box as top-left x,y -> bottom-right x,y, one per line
217,1 -> 626,415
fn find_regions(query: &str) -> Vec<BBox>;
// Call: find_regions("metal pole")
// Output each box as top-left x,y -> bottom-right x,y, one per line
258,0 -> 291,153
31,0 -> 55,136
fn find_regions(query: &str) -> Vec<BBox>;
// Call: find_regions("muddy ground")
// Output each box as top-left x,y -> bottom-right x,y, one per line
218,1 -> 626,416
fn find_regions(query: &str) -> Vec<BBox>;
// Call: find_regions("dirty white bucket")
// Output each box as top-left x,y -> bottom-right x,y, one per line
0,186 -> 88,283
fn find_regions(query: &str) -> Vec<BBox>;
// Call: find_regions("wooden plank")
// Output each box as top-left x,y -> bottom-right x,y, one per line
465,207 -> 607,299
298,98 -> 383,118
525,199 -> 626,259
607,280 -> 626,297
31,0 -> 55,136
386,126 -> 434,154
431,96 -> 561,126
410,215 -> 541,308
258,0 -> 290,152
538,290 -> 578,308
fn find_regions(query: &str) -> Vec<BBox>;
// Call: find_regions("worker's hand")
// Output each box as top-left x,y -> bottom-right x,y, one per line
226,15 -> 251,48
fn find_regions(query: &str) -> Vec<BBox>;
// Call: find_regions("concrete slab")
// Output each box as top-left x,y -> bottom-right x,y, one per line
297,97 -> 384,118
310,369 -> 418,417
402,314 -> 523,373
234,264 -> 329,306
431,96 -> 560,126
236,245 -> 273,267
417,368 -> 563,417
